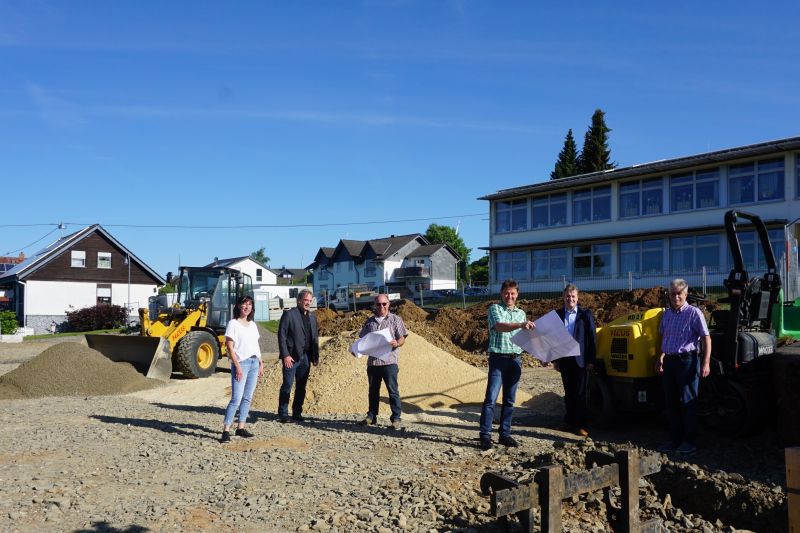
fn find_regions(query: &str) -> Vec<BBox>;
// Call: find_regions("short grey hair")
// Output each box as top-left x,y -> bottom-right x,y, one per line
298,289 -> 313,300
374,293 -> 389,303
563,283 -> 578,294
670,279 -> 688,293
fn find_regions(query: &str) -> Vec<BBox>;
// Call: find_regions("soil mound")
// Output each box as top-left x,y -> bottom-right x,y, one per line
0,342 -> 160,400
250,331 -> 532,415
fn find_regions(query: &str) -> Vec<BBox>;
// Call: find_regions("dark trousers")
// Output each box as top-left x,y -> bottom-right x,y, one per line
559,356 -> 589,429
661,351 -> 700,445
367,364 -> 402,422
279,353 -> 311,418
479,354 -> 522,439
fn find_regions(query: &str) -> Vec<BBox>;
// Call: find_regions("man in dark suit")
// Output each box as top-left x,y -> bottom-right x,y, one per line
553,284 -> 596,437
277,289 -> 319,423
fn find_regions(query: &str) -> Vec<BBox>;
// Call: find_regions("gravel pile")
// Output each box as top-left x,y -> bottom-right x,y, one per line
0,343 -> 160,400
251,331 -> 532,416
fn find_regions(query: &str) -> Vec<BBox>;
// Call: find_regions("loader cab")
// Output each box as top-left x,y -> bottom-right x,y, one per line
175,267 -> 254,331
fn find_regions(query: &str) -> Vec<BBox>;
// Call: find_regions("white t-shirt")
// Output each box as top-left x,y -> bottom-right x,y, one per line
224,319 -> 262,362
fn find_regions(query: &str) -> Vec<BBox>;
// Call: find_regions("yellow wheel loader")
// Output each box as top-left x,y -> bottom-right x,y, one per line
86,266 -> 254,380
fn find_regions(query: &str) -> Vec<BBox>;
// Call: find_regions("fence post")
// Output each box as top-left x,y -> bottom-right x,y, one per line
562,275 -> 567,289
702,266 -> 707,294
461,283 -> 466,309
616,449 -> 640,532
787,447 -> 800,533
628,271 -> 633,291
538,465 -> 563,533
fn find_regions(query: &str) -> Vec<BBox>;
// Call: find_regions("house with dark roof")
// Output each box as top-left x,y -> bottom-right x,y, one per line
479,136 -> 800,295
0,225 -> 165,333
205,256 -> 277,288
307,234 -> 460,297
269,267 -> 309,285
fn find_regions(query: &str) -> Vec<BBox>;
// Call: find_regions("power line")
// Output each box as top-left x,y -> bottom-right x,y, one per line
60,212 -> 487,229
3,227 -> 59,255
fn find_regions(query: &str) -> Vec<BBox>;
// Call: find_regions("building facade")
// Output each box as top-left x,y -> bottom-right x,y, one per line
480,137 -> 800,296
307,234 -> 460,297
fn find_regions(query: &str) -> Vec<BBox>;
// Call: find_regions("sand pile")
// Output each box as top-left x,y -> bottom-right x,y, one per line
251,331 -> 532,416
0,343 -> 160,400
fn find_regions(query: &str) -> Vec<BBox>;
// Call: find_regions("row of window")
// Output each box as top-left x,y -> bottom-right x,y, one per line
495,230 -> 784,281
495,156 -> 796,233
71,251 -> 113,269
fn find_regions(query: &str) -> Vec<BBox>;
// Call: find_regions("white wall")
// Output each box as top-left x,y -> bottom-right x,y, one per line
226,258 -> 277,286
26,280 -> 158,315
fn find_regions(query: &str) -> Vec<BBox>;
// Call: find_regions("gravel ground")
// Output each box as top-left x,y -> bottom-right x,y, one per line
0,339 -> 789,533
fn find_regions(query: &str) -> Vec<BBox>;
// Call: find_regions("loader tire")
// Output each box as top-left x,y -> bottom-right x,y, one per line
174,331 -> 220,379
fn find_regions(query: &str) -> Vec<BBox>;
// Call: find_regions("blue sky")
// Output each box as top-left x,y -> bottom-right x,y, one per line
2,1 -> 799,276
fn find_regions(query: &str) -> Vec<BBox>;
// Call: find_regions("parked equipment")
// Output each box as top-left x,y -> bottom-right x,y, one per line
326,284 -> 400,311
590,209 -> 783,434
86,266 -> 253,380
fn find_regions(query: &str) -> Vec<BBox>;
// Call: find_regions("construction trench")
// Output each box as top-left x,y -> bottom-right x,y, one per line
0,290 -> 797,532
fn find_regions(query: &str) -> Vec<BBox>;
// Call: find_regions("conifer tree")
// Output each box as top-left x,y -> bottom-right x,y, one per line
550,128 -> 579,180
576,109 -> 616,174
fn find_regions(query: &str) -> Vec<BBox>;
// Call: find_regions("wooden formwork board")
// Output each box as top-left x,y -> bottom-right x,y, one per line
788,447 -> 800,533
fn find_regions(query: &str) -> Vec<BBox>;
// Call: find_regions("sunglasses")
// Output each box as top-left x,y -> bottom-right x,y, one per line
376,302 -> 390,307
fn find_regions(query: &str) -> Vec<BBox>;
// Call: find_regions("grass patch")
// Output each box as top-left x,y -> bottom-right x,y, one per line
258,321 -> 280,334
25,328 -> 124,340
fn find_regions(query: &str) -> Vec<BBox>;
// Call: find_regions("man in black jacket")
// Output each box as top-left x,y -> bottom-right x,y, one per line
277,289 -> 319,423
553,284 -> 596,437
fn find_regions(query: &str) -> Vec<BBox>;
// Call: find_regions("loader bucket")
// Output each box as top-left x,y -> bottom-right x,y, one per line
85,335 -> 174,381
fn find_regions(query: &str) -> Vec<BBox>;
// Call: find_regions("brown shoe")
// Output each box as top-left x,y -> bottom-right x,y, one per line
575,428 -> 589,437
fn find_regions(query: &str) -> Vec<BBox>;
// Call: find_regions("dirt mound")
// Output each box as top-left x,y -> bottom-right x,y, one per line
250,331 -> 532,416
0,342 -> 160,400
316,309 -> 372,336
391,298 -> 429,323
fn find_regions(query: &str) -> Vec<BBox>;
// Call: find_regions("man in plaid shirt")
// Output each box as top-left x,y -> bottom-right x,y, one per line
655,278 -> 711,455
478,279 -> 535,451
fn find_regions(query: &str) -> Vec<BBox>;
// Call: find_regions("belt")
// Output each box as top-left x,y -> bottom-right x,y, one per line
665,350 -> 697,359
489,352 -> 520,358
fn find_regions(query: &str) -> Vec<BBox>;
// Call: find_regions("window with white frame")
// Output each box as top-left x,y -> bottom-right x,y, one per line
97,284 -> 111,304
532,247 -> 568,280
572,185 -> 610,224
532,193 -> 567,229
572,243 -> 611,277
619,177 -> 663,218
670,234 -> 720,272
619,239 -> 663,275
317,270 -> 329,280
729,158 -> 784,205
495,251 -> 529,281
255,268 -> 262,282
97,252 -> 112,269
348,262 -> 354,271
365,261 -> 376,277
495,199 -> 528,233
71,250 -> 86,268
670,168 -> 719,212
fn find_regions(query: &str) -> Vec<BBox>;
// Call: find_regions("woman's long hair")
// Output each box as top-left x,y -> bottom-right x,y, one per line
233,295 -> 255,321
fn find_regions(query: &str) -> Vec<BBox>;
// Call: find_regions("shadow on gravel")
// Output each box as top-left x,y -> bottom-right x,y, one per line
90,415 -> 218,439
73,521 -> 150,532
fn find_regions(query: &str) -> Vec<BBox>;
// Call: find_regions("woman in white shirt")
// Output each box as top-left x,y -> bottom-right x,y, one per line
220,296 -> 263,443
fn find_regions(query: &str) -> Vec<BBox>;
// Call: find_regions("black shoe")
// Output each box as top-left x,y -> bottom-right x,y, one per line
278,416 -> 290,424
235,428 -> 254,438
220,431 -> 231,443
499,435 -> 520,448
480,438 -> 493,451
291,415 -> 305,423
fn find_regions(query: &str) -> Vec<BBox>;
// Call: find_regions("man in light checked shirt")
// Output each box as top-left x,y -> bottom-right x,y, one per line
655,279 -> 711,455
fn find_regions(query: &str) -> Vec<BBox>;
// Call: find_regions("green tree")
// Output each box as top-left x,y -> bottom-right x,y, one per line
423,224 -> 471,279
158,281 -> 176,295
250,247 -> 270,266
467,255 -> 489,285
576,109 -> 616,174
550,128 -> 579,180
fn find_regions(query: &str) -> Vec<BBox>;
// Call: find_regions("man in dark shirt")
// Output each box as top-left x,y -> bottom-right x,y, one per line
277,289 -> 319,423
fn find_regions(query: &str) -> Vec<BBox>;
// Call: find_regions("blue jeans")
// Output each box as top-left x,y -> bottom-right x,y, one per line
661,351 -> 700,445
223,356 -> 260,426
479,354 -> 522,439
367,364 -> 402,422
279,353 -> 310,418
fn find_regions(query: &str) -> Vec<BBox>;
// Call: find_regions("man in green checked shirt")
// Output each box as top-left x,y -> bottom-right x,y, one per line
478,279 -> 535,451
